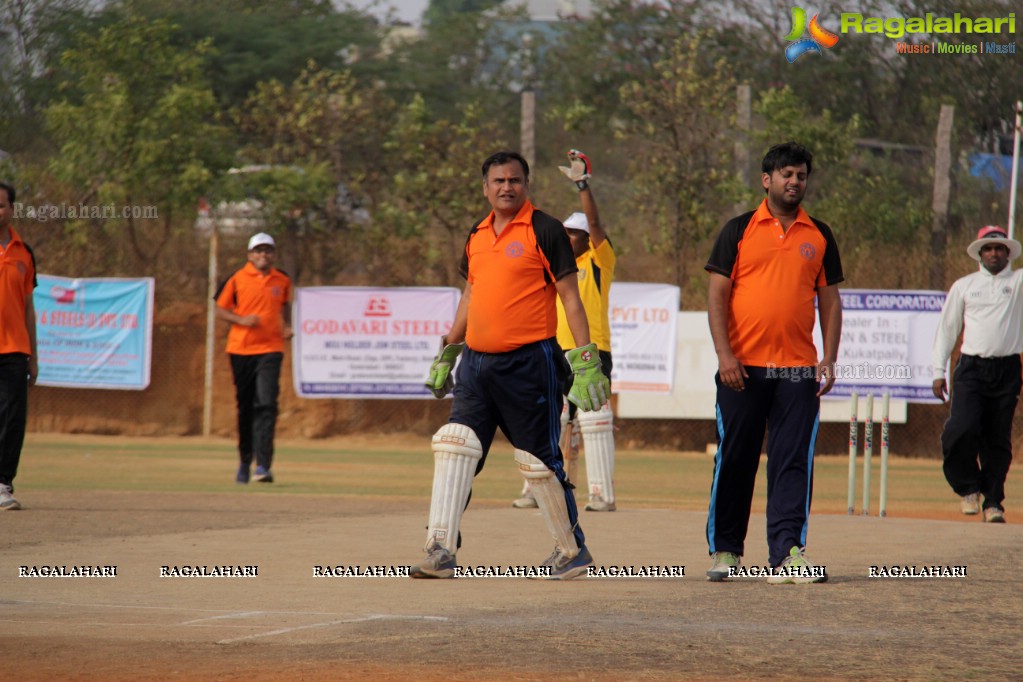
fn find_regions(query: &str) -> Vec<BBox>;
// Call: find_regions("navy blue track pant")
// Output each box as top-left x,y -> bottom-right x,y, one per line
449,337 -> 585,550
707,366 -> 820,567
941,354 -> 1021,510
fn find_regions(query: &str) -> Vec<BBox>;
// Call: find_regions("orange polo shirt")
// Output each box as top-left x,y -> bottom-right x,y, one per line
458,201 -> 577,353
0,226 -> 37,355
215,263 -> 292,355
706,199 -> 843,367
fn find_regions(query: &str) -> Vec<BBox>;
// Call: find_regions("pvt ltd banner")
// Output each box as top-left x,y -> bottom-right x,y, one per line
34,275 -> 155,389
608,282 -> 680,393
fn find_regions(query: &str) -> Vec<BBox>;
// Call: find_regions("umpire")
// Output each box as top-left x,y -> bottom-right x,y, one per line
932,225 -> 1023,523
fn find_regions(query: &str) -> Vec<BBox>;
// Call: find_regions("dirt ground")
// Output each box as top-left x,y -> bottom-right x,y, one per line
3,489 -> 1021,681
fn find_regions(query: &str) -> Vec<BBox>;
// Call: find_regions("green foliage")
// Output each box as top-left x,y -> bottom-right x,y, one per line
616,33 -> 743,289
381,94 -> 511,285
121,0 -> 387,110
0,0 -> 106,152
0,0 -> 1012,299
44,14 -> 230,270
382,5 -> 530,130
233,63 -> 395,283
752,86 -> 932,286
542,0 -> 704,134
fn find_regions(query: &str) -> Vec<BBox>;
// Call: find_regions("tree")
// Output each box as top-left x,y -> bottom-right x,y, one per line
233,63 -> 395,283
540,0 -> 706,134
0,0 -> 99,152
381,3 -> 530,129
121,0 -> 388,111
616,33 -> 742,292
45,14 -> 230,274
751,87 -> 932,289
381,94 -> 511,285
710,0 -> 1022,148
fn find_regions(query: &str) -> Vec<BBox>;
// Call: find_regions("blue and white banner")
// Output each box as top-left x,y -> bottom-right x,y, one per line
293,287 -> 460,398
814,289 -> 946,402
34,276 -> 154,389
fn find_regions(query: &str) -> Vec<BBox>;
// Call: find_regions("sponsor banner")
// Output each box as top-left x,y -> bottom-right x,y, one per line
814,289 -> 946,402
34,276 -> 154,389
609,283 -> 680,394
293,287 -> 460,399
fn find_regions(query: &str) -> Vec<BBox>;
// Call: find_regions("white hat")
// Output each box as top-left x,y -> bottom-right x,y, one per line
247,232 -> 276,250
967,225 -> 1020,261
563,212 -> 590,234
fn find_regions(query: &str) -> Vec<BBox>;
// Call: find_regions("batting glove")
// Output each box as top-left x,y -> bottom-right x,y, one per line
565,343 -> 609,412
425,339 -> 464,398
557,149 -> 591,191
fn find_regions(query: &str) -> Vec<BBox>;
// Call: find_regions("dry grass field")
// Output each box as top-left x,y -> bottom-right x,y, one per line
2,434 -> 1021,681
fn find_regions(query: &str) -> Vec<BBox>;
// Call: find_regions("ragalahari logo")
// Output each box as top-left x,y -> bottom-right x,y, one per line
785,7 -> 840,62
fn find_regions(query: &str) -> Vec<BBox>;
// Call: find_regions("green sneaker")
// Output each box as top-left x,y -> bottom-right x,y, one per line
767,546 -> 828,584
706,551 -> 740,581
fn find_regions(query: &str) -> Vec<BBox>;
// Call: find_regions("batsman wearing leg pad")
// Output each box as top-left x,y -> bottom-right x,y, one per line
515,449 -> 592,579
515,449 -> 579,557
412,423 -> 482,578
579,404 -> 616,511
513,402 -> 577,508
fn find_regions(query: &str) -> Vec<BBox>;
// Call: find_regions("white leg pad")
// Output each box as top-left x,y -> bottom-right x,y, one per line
426,423 -> 483,553
514,449 -> 579,559
579,404 -> 615,503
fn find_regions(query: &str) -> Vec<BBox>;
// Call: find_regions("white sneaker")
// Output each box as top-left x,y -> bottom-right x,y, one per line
706,551 -> 740,581
584,496 -> 616,512
0,484 -> 21,511
512,493 -> 538,508
767,546 -> 828,584
960,493 -> 981,515
984,507 -> 1006,523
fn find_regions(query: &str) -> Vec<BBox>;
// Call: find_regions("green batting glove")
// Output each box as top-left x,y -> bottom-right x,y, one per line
565,343 -> 610,412
425,339 -> 464,398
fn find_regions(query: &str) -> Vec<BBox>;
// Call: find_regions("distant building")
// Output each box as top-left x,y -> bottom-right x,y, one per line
503,0 -> 593,21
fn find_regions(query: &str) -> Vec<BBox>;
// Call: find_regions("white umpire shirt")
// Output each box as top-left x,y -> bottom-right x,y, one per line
932,265 -> 1023,381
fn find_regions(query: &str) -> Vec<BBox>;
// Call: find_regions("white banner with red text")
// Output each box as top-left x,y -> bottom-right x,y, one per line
292,286 -> 460,399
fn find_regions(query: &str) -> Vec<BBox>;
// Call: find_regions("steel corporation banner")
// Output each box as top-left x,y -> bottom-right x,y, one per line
609,282 -> 680,393
34,275 -> 155,389
813,289 -> 946,402
293,286 -> 460,399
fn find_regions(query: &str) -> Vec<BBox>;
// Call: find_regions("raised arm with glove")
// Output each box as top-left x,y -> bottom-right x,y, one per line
558,149 -> 591,191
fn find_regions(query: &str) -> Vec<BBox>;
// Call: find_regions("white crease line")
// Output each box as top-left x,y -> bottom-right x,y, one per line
5,600 -> 342,617
216,614 -> 448,645
7,619 -> 273,630
180,611 -> 265,625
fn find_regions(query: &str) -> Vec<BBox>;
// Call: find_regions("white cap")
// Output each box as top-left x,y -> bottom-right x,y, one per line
247,232 -> 276,250
967,225 -> 1021,262
563,212 -> 590,234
